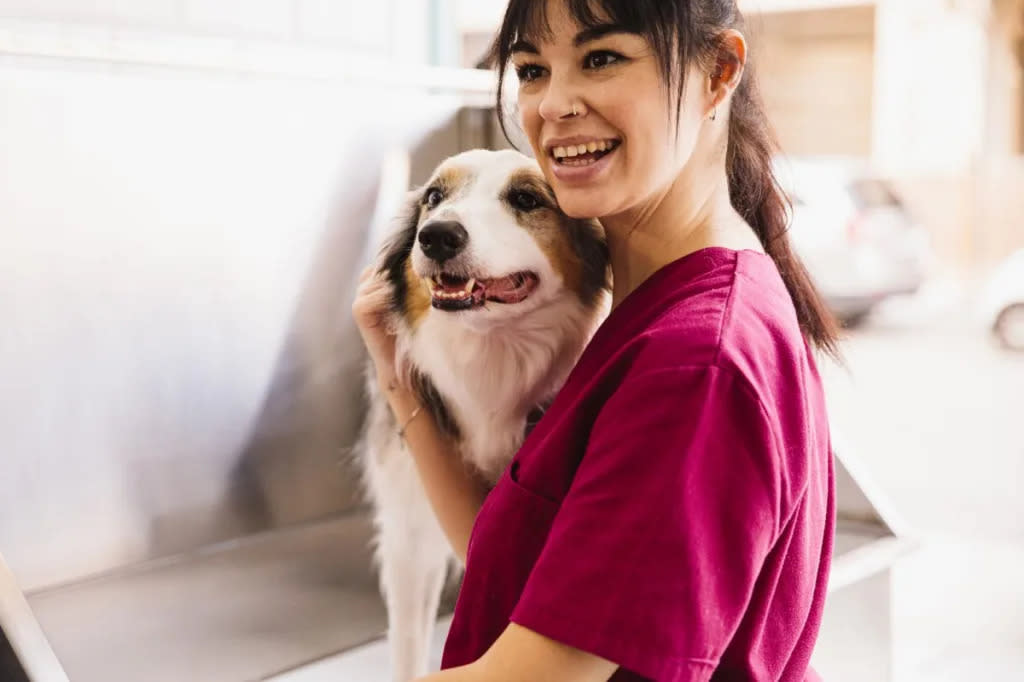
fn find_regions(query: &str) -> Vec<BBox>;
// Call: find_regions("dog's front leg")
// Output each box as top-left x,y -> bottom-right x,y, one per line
378,500 -> 450,681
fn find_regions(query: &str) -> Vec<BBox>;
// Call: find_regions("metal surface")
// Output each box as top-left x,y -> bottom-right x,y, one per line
26,516 -> 381,682
0,52 -> 497,592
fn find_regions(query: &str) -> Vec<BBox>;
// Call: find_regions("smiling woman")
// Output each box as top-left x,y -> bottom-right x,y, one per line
354,1 -> 840,681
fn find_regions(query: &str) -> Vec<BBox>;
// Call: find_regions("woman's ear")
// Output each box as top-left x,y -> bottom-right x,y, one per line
707,29 -> 747,115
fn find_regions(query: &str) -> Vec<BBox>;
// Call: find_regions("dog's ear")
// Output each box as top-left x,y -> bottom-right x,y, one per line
375,189 -> 422,315
377,189 -> 421,273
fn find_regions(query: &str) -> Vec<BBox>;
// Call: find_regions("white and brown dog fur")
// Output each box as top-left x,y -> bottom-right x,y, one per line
357,149 -> 609,681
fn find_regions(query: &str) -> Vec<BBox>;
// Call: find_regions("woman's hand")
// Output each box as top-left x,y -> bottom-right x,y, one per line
352,265 -> 398,383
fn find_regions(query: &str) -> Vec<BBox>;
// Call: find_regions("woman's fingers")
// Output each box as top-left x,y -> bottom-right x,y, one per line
353,269 -> 393,329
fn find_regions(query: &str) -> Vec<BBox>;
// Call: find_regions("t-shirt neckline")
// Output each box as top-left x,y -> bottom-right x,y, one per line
595,246 -> 764,343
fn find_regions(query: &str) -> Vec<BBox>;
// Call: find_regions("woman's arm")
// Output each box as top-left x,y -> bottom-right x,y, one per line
382,375 -> 490,563
415,623 -> 617,682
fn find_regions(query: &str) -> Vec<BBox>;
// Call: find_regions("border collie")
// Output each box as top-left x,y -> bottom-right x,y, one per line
357,149 -> 609,680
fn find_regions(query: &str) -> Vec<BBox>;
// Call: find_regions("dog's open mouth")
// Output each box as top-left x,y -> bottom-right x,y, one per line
424,272 -> 539,311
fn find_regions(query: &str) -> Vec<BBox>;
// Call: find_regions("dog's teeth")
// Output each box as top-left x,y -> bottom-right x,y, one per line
464,278 -> 476,293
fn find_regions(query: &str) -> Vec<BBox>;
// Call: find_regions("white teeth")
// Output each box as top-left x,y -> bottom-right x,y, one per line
551,139 -> 617,159
426,275 -> 476,300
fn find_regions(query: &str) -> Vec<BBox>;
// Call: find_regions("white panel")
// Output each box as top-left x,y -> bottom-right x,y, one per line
182,0 -> 293,37
294,0 -> 393,52
0,0 -> 179,25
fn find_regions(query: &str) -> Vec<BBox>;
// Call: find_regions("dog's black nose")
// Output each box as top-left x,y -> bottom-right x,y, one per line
418,221 -> 468,263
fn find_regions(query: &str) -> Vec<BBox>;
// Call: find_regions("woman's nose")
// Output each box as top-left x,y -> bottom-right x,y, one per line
537,76 -> 581,122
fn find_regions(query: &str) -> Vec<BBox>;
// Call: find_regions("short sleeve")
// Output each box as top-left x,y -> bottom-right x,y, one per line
509,365 -> 781,680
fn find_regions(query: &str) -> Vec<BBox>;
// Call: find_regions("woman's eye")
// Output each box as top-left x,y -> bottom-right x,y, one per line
515,64 -> 546,82
510,190 -> 540,211
425,188 -> 444,208
584,51 -> 622,70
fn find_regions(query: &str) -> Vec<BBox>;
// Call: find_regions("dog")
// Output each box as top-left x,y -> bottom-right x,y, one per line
357,148 -> 609,681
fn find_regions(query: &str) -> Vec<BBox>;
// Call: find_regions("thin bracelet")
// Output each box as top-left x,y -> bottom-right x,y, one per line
397,405 -> 422,441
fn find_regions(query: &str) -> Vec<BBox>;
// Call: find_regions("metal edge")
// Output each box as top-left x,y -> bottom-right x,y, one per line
0,553 -> 69,682
827,536 -> 918,594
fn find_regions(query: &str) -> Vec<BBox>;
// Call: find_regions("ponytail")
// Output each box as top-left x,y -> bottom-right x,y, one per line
726,67 -> 842,359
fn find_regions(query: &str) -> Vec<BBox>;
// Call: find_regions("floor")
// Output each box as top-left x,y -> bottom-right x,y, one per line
26,516 -> 389,682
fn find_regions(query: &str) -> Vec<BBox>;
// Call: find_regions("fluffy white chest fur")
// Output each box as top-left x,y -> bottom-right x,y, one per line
403,294 -> 596,481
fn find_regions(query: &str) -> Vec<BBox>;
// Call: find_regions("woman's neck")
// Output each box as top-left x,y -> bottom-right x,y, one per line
601,166 -> 762,311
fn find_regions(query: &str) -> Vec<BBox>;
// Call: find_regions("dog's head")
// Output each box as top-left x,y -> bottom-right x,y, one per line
379,149 -> 608,330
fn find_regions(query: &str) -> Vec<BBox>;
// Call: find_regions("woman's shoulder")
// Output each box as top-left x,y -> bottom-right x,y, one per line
616,249 -> 811,394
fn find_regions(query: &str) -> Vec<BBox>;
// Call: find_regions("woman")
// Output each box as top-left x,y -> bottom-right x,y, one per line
353,1 -> 837,679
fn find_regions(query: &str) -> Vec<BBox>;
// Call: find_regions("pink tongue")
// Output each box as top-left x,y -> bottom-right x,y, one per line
483,275 -> 519,296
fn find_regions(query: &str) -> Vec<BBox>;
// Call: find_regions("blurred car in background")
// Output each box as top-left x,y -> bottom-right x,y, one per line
980,249 -> 1024,351
774,157 -> 933,326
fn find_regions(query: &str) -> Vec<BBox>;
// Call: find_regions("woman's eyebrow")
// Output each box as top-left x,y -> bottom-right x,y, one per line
574,23 -> 634,46
510,24 -> 634,54
511,40 -> 538,55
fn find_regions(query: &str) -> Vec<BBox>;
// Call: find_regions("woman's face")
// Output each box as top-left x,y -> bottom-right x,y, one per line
512,0 -> 710,220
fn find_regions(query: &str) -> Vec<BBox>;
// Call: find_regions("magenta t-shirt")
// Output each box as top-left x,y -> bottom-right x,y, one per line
441,247 -> 835,681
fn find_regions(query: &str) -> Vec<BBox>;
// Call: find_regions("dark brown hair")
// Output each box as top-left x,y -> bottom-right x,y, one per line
489,0 -> 841,358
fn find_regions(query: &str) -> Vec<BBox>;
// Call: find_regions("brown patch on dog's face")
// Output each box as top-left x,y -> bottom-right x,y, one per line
403,253 -> 432,328
502,168 -> 608,306
423,165 -> 476,212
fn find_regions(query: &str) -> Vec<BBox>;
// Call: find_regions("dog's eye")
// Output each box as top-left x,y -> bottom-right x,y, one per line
425,188 -> 444,209
510,190 -> 540,211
